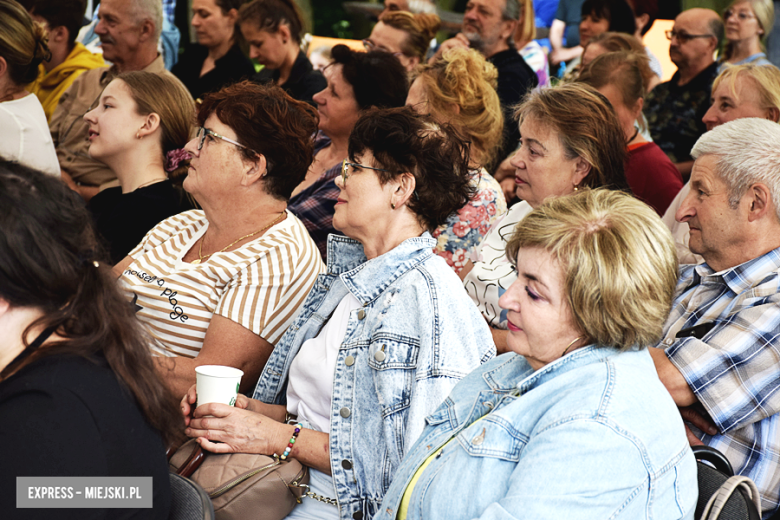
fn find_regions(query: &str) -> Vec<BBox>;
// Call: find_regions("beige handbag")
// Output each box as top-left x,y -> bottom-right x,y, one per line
169,439 -> 309,520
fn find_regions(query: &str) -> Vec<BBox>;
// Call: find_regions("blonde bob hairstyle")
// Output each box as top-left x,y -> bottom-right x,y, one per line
506,189 -> 678,350
711,63 -> 780,121
411,47 -> 503,168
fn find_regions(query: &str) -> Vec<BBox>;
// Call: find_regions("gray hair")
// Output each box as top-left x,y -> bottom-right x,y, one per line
130,0 -> 163,41
691,117 -> 780,220
502,0 -> 521,20
501,0 -> 520,47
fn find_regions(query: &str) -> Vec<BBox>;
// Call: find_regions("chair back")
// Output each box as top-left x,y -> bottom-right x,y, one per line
169,472 -> 215,520
694,445 -> 762,520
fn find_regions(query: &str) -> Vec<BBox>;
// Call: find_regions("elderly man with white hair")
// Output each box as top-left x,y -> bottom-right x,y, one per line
50,0 -> 189,201
650,117 -> 780,519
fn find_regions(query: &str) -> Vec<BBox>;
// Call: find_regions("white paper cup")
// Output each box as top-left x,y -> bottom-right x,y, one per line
195,365 -> 243,407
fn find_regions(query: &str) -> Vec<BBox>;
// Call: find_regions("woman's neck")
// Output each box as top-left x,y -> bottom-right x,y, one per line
0,305 -> 46,376
0,80 -> 28,103
276,44 -> 300,86
729,37 -> 763,63
359,214 -> 426,260
107,145 -> 168,194
207,37 -> 233,63
200,196 -> 288,251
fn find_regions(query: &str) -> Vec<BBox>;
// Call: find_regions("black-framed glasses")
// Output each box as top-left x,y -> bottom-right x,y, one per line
665,30 -> 715,44
196,127 -> 257,155
724,9 -> 756,21
341,159 -> 395,186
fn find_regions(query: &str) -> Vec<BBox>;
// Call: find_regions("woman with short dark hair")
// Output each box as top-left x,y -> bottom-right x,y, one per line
288,44 -> 409,259
0,160 -> 182,518
115,81 -> 324,399
181,106 -> 495,520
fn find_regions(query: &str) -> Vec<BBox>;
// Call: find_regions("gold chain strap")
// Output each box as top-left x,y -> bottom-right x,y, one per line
302,489 -> 338,506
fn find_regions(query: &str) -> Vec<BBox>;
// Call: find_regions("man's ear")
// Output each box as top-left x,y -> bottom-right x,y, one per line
501,19 -> 518,42
747,183 -> 772,222
138,19 -> 156,42
240,153 -> 268,187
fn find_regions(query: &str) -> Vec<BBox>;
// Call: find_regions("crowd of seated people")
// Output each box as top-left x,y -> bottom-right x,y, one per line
7,0 -> 780,518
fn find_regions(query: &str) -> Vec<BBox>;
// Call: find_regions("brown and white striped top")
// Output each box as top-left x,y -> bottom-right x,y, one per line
120,210 -> 325,358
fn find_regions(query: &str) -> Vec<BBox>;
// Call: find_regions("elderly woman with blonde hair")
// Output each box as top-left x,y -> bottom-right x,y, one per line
407,47 -> 507,273
461,82 -> 630,352
378,189 -> 698,520
719,0 -> 775,70
663,63 -> 780,264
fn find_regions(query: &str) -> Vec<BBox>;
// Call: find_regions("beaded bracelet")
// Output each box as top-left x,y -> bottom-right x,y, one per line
280,423 -> 302,461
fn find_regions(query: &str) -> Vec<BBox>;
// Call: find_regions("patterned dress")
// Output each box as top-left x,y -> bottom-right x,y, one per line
432,168 -> 507,274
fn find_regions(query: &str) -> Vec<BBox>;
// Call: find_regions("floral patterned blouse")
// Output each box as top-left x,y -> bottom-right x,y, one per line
432,169 -> 507,274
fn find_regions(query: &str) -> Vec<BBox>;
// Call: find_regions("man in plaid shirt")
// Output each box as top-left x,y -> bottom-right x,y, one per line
650,117 -> 780,519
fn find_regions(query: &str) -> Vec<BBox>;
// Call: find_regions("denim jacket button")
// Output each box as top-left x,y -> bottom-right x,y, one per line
374,351 -> 386,362
340,407 -> 351,418
345,355 -> 355,366
357,309 -> 366,320
341,459 -> 353,470
353,512 -> 363,520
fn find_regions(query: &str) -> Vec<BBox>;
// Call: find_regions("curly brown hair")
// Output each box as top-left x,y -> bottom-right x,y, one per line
197,81 -> 319,201
348,106 -> 475,231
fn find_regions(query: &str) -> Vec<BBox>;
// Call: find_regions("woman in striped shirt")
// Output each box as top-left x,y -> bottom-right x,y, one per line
115,82 -> 325,397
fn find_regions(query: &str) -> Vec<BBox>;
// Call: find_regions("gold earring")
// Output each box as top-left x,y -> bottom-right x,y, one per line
136,131 -> 143,140
573,185 -> 579,192
391,202 -> 396,210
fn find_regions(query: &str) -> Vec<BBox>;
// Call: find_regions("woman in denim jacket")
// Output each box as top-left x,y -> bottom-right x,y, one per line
378,189 -> 698,520
182,107 -> 496,520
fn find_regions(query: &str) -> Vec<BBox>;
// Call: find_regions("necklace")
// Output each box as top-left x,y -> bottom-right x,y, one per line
134,177 -> 168,190
192,212 -> 285,265
626,127 -> 640,146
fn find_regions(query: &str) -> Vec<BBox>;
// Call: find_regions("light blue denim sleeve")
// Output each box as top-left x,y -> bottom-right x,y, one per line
468,419 -> 696,520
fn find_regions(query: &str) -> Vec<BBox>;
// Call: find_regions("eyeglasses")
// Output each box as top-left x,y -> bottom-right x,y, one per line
341,159 -> 395,186
665,30 -> 715,43
361,39 -> 404,57
196,127 -> 257,156
724,9 -> 756,21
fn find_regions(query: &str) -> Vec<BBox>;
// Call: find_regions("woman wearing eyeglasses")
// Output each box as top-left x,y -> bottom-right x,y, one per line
181,106 -> 495,520
114,81 -> 324,398
289,45 -> 408,260
363,11 -> 440,72
720,0 -> 775,71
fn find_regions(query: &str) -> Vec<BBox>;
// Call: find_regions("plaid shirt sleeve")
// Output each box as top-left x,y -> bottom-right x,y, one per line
662,252 -> 780,517
666,296 -> 780,433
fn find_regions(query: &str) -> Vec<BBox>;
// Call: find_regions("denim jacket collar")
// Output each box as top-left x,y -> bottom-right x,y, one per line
434,345 -> 625,430
325,233 -> 437,305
